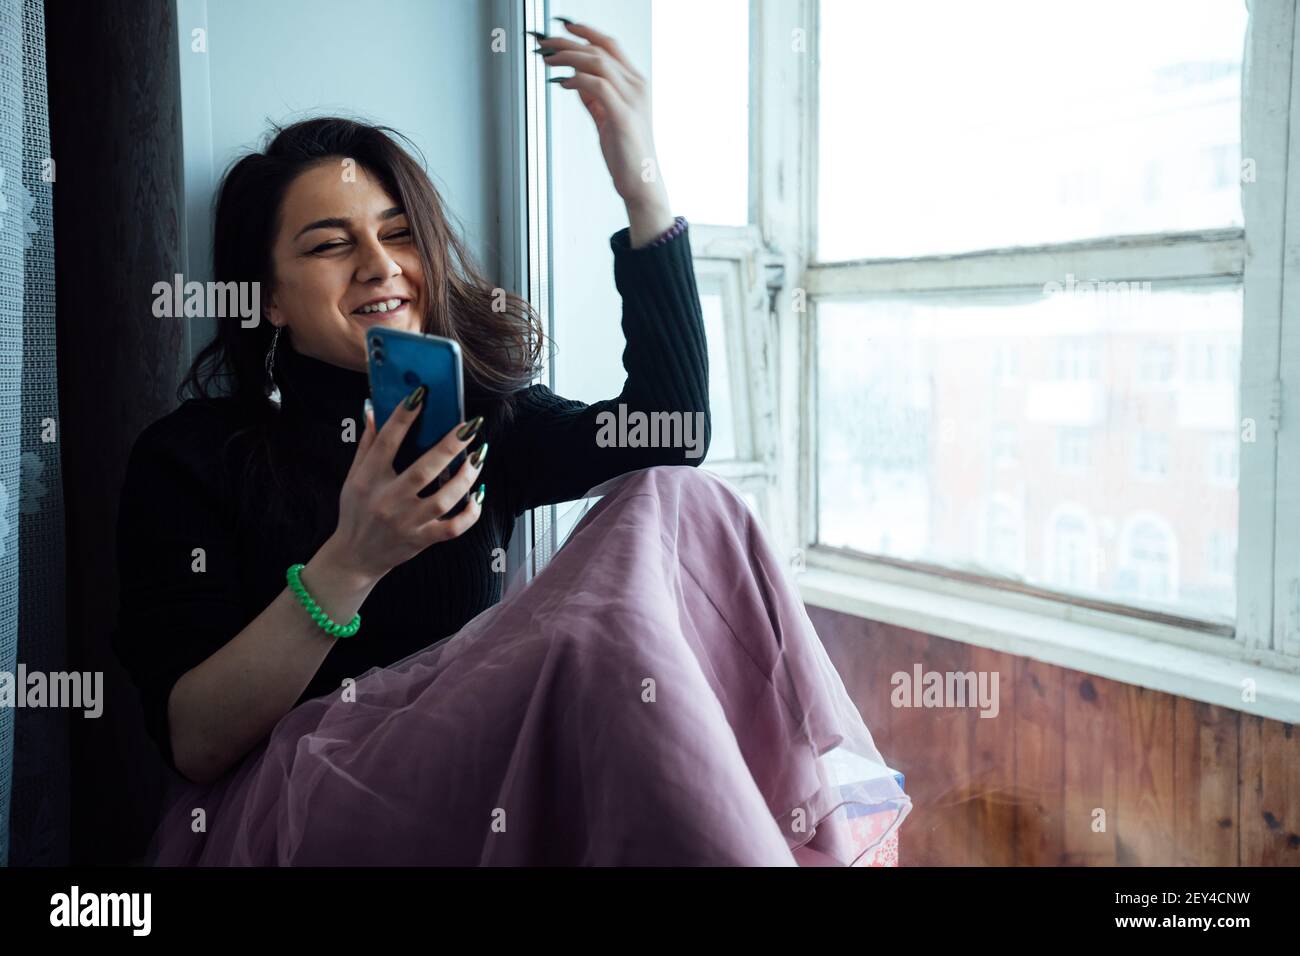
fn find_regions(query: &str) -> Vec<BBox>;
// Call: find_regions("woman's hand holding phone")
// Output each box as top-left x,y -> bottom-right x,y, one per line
319,385 -> 487,587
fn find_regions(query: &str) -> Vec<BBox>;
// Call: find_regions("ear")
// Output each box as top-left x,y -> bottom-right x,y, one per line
264,293 -> 284,328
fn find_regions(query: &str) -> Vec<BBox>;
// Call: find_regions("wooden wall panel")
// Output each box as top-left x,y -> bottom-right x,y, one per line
1241,718 -> 1300,865
807,604 -> 1300,866
1114,684 -> 1177,865
968,645 -> 1016,866
913,633 -> 975,865
1173,699 -> 1238,866
1061,673 -> 1119,865
1013,656 -> 1064,865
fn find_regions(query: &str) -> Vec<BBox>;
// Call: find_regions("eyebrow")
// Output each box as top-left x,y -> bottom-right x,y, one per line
294,206 -> 406,241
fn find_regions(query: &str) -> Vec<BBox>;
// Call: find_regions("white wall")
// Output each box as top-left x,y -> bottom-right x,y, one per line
176,0 -> 660,408
175,0 -> 516,362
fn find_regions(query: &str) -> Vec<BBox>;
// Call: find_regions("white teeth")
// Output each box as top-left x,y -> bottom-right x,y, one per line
356,297 -> 403,314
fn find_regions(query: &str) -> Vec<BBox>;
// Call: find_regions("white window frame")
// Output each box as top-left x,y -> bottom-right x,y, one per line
660,2 -> 790,545
505,0 -> 553,582
746,0 -> 1300,721
691,224 -> 784,533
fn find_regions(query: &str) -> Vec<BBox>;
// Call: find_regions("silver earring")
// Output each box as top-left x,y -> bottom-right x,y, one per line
265,326 -> 282,384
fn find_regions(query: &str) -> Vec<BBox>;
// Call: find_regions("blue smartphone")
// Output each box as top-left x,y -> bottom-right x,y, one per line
366,327 -> 468,507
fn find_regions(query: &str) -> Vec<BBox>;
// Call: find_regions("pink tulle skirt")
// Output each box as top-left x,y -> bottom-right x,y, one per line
145,466 -> 911,866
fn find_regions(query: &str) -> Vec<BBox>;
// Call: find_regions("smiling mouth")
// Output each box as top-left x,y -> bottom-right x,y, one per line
352,297 -> 411,317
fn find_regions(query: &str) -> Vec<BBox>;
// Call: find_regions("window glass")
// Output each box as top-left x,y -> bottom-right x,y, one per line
817,0 -> 1247,260
816,282 -> 1241,621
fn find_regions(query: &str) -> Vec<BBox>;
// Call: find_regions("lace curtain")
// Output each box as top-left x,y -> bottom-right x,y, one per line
0,0 -> 63,866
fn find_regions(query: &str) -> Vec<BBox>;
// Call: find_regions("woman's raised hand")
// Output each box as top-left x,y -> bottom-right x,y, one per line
533,19 -> 667,213
327,386 -> 487,585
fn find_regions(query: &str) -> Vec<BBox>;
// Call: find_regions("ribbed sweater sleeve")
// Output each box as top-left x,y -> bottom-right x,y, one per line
494,217 -> 711,517
110,405 -> 249,776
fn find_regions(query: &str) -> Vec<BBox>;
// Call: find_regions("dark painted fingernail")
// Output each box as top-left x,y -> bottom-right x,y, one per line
472,483 -> 487,506
554,16 -> 577,25
547,77 -> 568,83
526,30 -> 549,39
469,442 -> 489,468
404,384 -> 426,410
456,415 -> 484,441
534,47 -> 557,56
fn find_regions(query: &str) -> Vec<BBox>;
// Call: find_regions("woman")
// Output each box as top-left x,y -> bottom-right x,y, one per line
112,20 -> 909,865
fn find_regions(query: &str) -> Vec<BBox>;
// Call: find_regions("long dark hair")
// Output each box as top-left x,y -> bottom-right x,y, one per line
177,117 -> 544,533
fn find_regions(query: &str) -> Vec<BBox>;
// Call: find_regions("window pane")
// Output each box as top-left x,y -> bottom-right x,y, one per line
817,0 -> 1246,260
652,0 -> 748,226
816,282 -> 1241,623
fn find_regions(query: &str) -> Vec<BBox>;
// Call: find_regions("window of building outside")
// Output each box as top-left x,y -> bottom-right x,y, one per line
813,0 -> 1246,626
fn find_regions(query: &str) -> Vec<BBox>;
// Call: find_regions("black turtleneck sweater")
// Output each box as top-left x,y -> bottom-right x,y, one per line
112,220 -> 710,775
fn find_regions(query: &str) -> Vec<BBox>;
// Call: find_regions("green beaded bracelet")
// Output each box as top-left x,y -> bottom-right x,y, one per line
286,563 -> 361,638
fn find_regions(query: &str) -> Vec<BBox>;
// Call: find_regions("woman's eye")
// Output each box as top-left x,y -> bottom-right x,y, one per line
311,230 -> 408,254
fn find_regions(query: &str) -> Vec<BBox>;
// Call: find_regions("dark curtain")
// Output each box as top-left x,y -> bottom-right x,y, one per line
41,0 -> 185,865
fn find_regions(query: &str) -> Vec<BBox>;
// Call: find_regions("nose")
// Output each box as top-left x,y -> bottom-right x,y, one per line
355,234 -> 403,284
